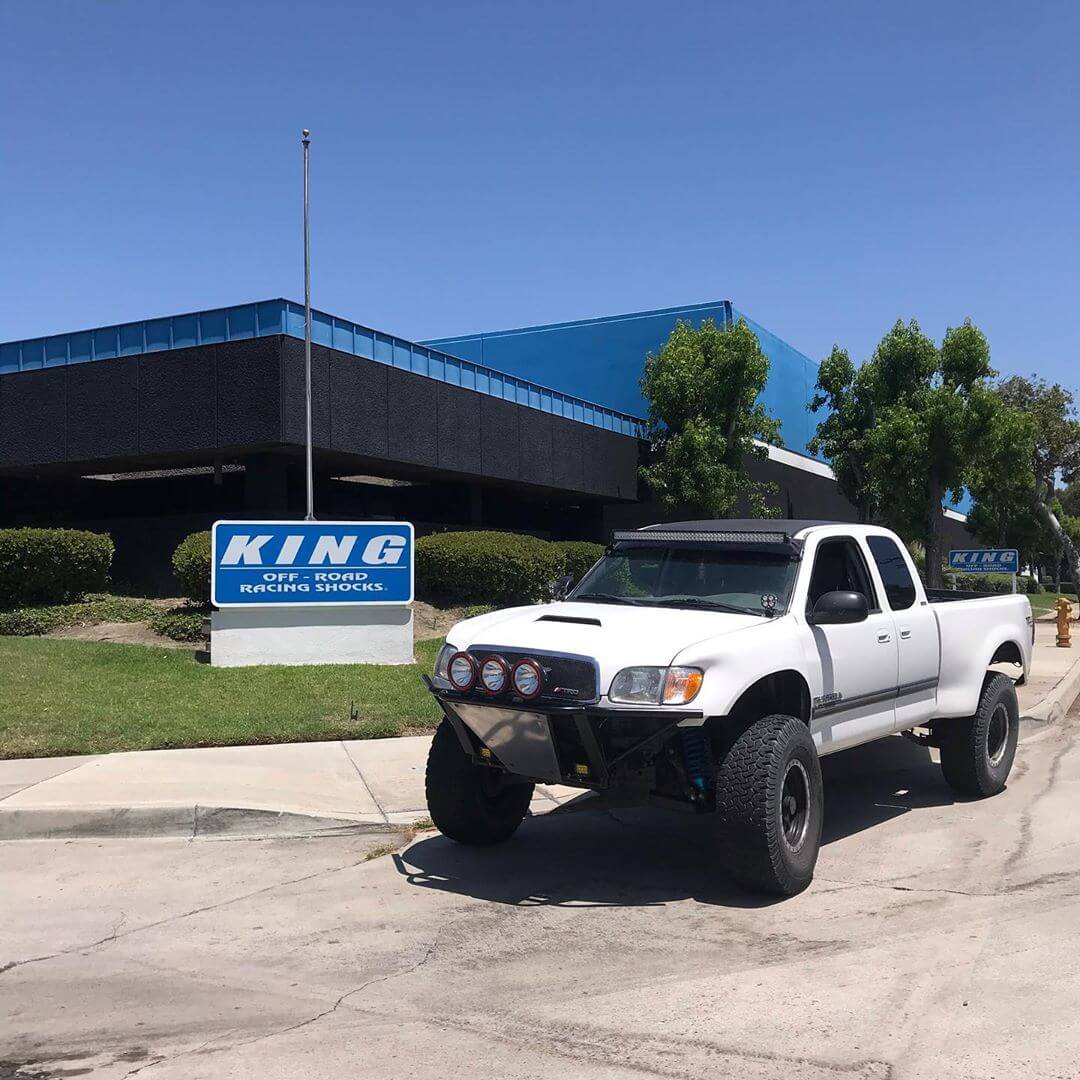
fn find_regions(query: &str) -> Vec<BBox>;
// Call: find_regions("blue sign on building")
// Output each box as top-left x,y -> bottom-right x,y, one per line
948,548 -> 1019,574
211,521 -> 414,607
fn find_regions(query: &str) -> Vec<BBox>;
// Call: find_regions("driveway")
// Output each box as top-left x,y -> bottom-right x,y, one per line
3,711 -> 1078,1080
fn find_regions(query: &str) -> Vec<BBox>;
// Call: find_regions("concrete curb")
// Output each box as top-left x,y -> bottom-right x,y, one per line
0,805 -> 411,842
1022,650 -> 1080,727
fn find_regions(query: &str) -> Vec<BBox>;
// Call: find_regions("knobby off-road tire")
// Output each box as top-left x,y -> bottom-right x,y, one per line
938,672 -> 1019,798
425,718 -> 534,845
715,714 -> 824,897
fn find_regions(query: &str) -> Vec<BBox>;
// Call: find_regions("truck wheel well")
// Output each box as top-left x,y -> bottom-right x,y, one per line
723,670 -> 812,729
990,640 -> 1023,667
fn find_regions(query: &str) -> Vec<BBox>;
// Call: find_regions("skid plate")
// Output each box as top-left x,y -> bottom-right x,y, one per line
453,702 -> 562,782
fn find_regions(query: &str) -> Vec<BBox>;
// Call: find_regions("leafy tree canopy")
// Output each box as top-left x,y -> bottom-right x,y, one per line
810,318 -> 1007,586
970,375 -> 1080,586
808,347 -> 879,520
640,319 -> 782,518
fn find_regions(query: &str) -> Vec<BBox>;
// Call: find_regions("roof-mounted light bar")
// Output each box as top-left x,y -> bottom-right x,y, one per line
613,529 -> 791,544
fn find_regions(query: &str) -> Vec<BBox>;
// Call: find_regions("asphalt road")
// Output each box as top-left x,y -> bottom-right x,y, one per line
3,713 -> 1079,1080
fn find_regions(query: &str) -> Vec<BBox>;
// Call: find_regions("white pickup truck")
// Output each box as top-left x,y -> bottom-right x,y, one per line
423,520 -> 1034,896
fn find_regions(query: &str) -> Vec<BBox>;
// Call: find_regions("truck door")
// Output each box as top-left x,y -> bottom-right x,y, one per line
865,534 -> 939,731
805,537 -> 899,752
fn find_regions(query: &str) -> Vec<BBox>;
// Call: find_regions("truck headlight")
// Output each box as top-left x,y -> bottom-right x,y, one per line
609,666 -> 703,706
434,643 -> 455,682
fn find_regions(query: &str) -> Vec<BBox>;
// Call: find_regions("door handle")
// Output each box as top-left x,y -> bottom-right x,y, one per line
899,627 -> 912,639
877,630 -> 892,643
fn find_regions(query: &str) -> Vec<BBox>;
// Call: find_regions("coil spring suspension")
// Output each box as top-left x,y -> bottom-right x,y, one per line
679,727 -> 709,795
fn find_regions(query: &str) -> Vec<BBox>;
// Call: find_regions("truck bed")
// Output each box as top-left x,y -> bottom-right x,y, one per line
926,588 -> 1018,602
931,591 -> 1032,717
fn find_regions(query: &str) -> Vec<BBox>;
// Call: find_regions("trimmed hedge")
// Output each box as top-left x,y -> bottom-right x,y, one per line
552,540 -> 605,584
0,528 -> 113,609
173,531 -> 212,604
417,531 -> 564,606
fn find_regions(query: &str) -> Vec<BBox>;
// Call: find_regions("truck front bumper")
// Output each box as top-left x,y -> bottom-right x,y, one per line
423,676 -> 702,789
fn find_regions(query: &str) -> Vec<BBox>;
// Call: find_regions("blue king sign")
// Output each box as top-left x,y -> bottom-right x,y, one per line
947,548 -> 1019,574
211,521 -> 414,608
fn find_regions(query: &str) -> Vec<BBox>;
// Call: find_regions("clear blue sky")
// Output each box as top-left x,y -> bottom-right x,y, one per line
2,0 -> 1077,390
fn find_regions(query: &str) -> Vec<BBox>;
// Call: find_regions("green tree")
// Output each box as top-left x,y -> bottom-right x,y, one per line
1058,481 -> 1080,518
965,404 -> 1040,563
994,376 -> 1080,588
640,319 -> 783,518
810,319 -> 1006,587
808,347 -> 879,521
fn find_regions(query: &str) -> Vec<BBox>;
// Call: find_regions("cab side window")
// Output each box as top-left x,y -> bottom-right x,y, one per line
866,535 -> 917,610
808,539 -> 878,609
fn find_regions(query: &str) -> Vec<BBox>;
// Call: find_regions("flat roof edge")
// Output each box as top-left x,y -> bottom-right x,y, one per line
0,299 -> 649,439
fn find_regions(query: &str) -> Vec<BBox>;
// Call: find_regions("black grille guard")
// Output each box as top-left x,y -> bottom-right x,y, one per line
423,676 -> 702,788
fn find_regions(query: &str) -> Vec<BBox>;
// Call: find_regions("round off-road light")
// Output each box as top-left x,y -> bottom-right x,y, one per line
448,651 -> 477,691
511,658 -> 543,700
479,655 -> 510,694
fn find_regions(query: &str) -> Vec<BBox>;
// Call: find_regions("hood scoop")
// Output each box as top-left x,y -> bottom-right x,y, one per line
536,614 -> 602,627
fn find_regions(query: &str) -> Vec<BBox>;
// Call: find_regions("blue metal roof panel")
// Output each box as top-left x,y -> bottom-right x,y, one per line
423,300 -> 824,459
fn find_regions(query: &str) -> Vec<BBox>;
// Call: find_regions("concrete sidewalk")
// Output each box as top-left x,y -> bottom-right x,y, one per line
0,737 -> 581,839
2,620 -> 1078,839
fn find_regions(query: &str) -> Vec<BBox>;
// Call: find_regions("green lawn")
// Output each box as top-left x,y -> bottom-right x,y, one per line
1027,592 -> 1078,615
0,636 -> 444,759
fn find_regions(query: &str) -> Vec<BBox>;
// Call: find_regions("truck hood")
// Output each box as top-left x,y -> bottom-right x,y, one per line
447,600 -> 770,685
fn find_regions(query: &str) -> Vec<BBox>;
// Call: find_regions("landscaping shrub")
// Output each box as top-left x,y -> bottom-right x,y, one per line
150,607 -> 205,642
1022,576 -> 1043,595
0,594 -> 154,637
552,540 -> 605,584
0,606 -> 72,636
79,595 -> 157,622
416,531 -> 563,606
172,531 -> 212,604
947,572 -> 1016,594
461,603 -> 496,619
0,528 -> 113,609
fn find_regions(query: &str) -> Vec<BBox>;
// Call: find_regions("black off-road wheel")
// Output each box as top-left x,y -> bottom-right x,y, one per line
715,714 -> 824,897
938,672 -> 1019,798
425,719 -> 534,845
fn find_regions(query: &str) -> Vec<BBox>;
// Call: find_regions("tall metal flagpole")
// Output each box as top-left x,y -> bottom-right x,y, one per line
302,129 -> 314,521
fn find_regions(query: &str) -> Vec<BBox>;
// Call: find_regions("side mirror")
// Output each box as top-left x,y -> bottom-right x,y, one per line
808,590 -> 869,625
551,574 -> 574,601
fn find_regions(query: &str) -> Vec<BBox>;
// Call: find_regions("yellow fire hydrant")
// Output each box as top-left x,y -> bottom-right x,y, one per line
1056,597 -> 1072,648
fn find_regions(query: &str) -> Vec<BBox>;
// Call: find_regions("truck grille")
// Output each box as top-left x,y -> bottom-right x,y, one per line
465,647 -> 599,705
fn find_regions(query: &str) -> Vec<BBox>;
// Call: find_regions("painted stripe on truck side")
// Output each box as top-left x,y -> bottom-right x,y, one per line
813,678 -> 939,719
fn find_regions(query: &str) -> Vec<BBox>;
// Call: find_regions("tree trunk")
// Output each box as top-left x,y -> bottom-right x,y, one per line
925,470 -> 946,589
1032,497 -> 1080,595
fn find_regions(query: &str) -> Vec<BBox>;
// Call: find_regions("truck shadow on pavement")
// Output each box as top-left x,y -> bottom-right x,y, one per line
818,733 -> 958,844
396,734 -> 958,909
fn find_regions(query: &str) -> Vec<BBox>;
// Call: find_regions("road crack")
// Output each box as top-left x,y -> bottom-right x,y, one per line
1,853 -> 380,978
121,907 -> 473,1074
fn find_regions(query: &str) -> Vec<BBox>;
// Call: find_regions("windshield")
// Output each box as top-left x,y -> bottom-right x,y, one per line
569,544 -> 798,616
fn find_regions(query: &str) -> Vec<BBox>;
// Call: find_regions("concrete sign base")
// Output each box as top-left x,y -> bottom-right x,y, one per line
210,606 -> 414,668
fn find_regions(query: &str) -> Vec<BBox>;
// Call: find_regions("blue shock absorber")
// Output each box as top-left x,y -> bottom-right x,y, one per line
680,727 -> 709,794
